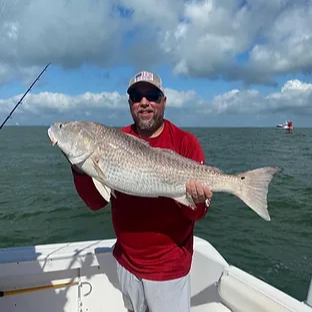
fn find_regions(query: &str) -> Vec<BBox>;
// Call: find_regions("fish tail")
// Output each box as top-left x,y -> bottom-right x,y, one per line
233,166 -> 280,221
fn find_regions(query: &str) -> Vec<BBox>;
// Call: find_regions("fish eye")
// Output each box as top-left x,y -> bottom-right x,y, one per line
59,124 -> 63,129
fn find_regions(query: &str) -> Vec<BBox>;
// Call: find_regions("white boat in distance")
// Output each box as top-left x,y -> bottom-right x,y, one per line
276,120 -> 294,130
0,236 -> 311,312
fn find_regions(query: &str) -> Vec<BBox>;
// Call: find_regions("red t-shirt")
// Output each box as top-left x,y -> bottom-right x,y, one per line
72,119 -> 210,281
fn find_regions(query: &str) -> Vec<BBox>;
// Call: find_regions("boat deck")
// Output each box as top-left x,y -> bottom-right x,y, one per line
0,237 -> 228,311
0,236 -> 311,312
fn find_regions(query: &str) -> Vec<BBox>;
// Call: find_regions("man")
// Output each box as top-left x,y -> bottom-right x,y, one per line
70,71 -> 213,312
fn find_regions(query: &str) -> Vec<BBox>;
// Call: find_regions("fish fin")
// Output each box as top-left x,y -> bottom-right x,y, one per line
111,189 -> 117,198
233,166 -> 281,221
205,165 -> 224,173
154,148 -> 201,163
125,133 -> 150,146
173,194 -> 197,210
157,148 -> 178,155
154,147 -> 188,158
91,155 -> 106,182
154,148 -> 223,172
92,178 -> 113,202
91,155 -> 117,200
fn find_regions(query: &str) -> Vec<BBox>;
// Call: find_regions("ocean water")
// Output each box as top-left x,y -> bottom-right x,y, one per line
0,126 -> 311,302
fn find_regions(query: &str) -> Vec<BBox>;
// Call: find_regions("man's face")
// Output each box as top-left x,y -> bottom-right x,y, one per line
128,82 -> 166,133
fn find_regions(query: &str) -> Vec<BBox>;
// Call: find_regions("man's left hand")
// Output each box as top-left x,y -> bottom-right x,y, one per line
186,179 -> 213,204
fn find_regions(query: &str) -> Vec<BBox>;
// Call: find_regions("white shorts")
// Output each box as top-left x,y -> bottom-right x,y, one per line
116,261 -> 191,312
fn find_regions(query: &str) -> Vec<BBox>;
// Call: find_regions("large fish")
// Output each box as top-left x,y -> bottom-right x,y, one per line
47,121 -> 280,221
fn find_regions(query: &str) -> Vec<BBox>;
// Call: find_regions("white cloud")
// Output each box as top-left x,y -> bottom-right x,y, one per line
1,79 -> 311,126
118,0 -> 184,28
0,91 -> 127,115
0,87 -> 199,115
247,3 -> 312,79
164,88 -> 202,108
0,0 -> 311,85
203,89 -> 262,115
264,80 -> 312,114
201,79 -> 312,116
0,87 -> 204,126
0,0 -> 122,83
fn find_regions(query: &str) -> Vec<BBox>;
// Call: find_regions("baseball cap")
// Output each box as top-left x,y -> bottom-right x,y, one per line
127,71 -> 164,94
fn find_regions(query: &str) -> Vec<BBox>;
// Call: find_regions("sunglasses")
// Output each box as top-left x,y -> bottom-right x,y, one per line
129,91 -> 163,103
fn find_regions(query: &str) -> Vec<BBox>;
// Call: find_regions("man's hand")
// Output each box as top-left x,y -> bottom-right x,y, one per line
186,179 -> 213,204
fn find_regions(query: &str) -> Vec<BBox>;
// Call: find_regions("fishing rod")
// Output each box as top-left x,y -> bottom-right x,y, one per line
0,62 -> 51,130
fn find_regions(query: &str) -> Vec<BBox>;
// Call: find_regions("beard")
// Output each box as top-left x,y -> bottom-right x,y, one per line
132,109 -> 164,133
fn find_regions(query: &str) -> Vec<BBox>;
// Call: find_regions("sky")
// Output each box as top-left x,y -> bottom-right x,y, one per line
0,0 -> 312,127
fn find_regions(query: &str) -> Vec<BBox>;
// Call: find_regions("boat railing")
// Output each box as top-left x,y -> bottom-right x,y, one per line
305,278 -> 312,307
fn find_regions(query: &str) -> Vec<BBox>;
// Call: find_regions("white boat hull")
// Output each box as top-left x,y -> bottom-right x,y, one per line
276,126 -> 294,130
276,120 -> 293,130
0,236 -> 310,312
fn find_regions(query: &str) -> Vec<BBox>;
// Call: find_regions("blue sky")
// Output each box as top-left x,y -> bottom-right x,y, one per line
0,0 -> 312,127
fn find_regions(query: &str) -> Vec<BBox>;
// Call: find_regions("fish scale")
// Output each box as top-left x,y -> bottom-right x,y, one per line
48,121 -> 280,221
